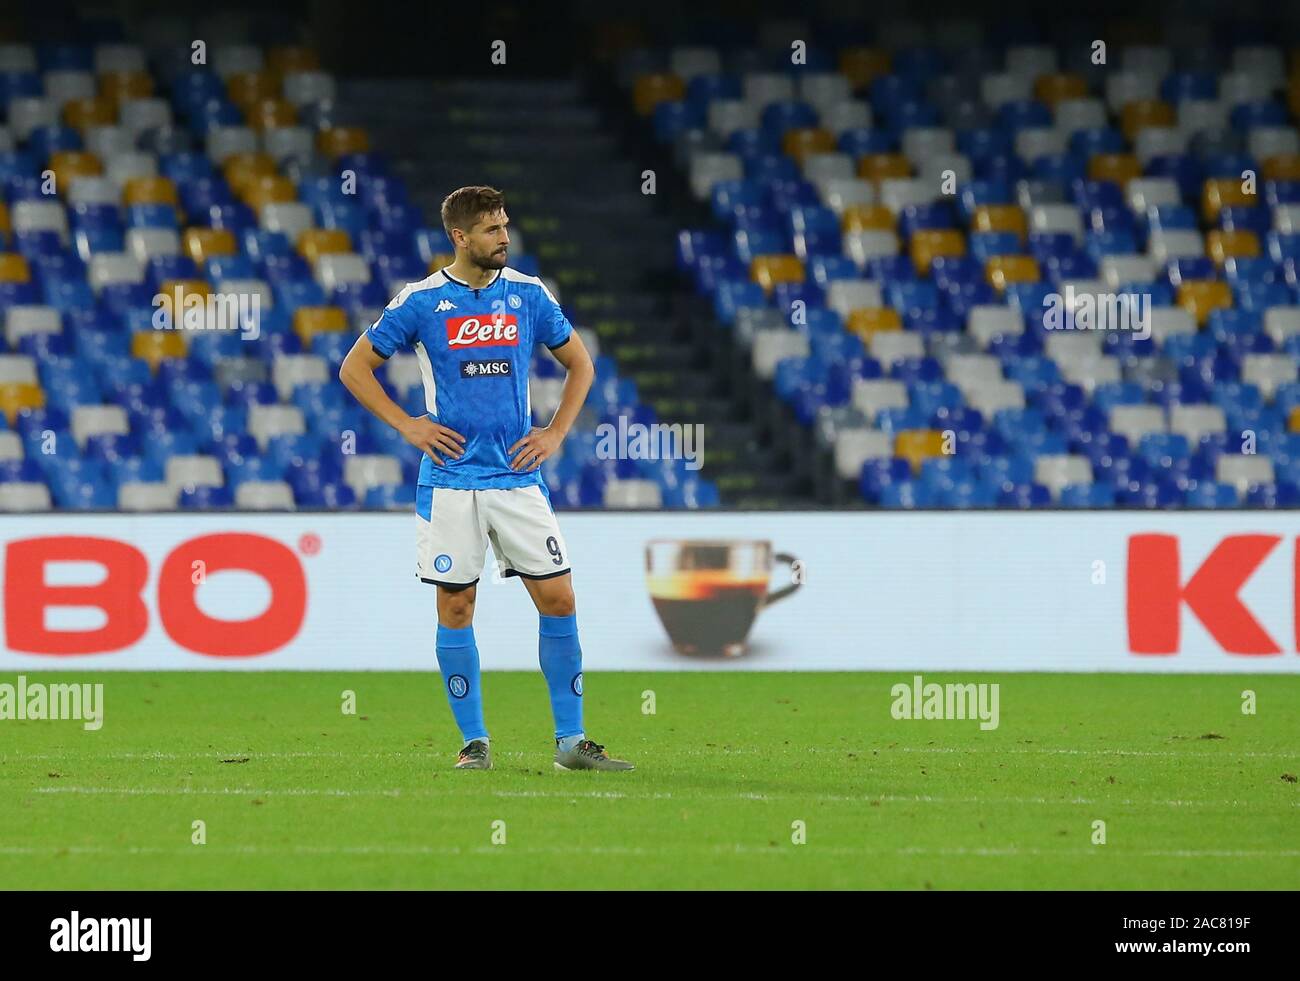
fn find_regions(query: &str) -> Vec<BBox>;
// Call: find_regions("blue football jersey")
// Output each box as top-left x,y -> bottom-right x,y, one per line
365,266 -> 573,489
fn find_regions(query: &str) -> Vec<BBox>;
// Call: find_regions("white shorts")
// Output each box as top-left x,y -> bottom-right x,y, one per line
415,484 -> 571,588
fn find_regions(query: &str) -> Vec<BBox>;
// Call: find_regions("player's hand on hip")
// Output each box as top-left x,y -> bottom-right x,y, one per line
400,415 -> 466,466
509,426 -> 562,471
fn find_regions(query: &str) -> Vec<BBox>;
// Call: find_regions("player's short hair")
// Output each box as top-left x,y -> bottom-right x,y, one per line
441,185 -> 506,240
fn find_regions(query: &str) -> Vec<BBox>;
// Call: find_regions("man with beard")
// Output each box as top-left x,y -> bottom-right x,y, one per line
339,185 -> 634,772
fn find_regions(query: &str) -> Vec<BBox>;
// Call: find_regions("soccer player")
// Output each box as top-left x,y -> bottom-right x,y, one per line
339,185 -> 634,772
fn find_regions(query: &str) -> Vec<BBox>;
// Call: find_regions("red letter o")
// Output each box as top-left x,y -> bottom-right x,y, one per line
158,533 -> 306,656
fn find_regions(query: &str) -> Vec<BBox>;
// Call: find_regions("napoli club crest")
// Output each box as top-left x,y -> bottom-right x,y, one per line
448,675 -> 469,699
507,293 -> 522,309
434,554 -> 453,573
571,673 -> 583,696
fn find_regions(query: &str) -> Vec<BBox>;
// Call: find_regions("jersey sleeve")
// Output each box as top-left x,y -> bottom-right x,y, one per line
533,280 -> 573,351
365,289 -> 419,358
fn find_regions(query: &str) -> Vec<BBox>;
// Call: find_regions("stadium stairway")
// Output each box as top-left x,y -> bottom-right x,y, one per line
584,67 -> 826,506
335,77 -> 813,508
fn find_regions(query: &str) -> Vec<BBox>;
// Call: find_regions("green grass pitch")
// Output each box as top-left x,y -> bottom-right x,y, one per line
1,671 -> 1297,889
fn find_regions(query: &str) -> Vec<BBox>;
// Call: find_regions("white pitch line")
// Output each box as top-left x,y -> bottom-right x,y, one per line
26,786 -> 657,800
891,846 -> 1300,858
31,787 -> 404,798
873,793 -> 1300,808
28,786 -> 669,800
702,844 -> 1300,859
3,745 -> 1296,763
892,746 -> 1299,760
0,843 -> 1296,860
23,786 -> 1299,809
0,844 -> 655,857
0,750 -> 531,761
490,789 -> 676,799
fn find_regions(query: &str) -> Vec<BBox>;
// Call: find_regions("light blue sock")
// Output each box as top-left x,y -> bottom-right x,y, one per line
557,734 -> 584,753
436,624 -> 488,743
538,613 -> 584,741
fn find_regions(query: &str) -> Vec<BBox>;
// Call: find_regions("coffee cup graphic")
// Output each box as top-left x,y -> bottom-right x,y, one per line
645,539 -> 801,657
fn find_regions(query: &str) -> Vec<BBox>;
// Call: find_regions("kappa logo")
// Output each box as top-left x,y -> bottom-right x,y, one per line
434,299 -> 457,313
446,314 -> 519,348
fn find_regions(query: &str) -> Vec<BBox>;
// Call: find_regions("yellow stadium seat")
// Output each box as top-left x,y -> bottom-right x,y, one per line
154,279 -> 212,325
1202,178 -> 1255,224
160,278 -> 212,299
0,382 -> 44,424
841,204 -> 896,233
846,307 -> 902,340
838,48 -> 891,89
1120,99 -> 1174,141
1290,406 -> 1300,433
131,330 -> 186,368
1206,229 -> 1261,265
1177,281 -> 1233,326
222,153 -> 278,195
227,71 -> 281,110
268,46 -> 321,74
298,228 -> 352,262
985,255 -> 1040,290
895,430 -> 946,471
971,204 -> 1027,240
857,153 -> 911,182
910,229 -> 966,275
1034,73 -> 1088,107
63,95 -> 115,130
99,70 -> 152,105
182,227 -> 237,265
427,253 -> 455,273
0,202 -> 10,238
123,176 -> 179,207
48,151 -> 102,191
247,98 -> 297,131
782,127 -> 836,162
317,126 -> 370,158
1262,155 -> 1300,181
240,175 -> 298,210
749,255 -> 804,291
1088,153 -> 1142,184
0,253 -> 31,282
632,73 -> 684,116
294,306 -> 349,344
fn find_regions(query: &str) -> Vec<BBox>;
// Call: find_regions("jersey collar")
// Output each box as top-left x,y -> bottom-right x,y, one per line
440,266 -> 502,290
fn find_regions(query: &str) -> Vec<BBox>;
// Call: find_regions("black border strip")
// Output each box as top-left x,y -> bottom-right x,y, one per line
505,567 -> 571,580
418,576 -> 481,589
